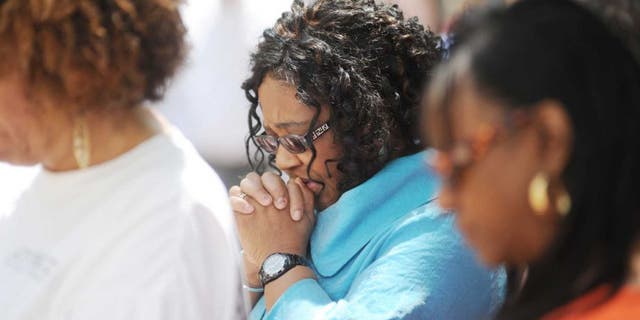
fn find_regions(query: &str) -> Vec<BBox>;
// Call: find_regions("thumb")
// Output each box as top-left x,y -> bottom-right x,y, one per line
295,178 -> 316,224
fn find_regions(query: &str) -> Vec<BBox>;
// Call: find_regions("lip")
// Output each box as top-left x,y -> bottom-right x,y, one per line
300,178 -> 324,194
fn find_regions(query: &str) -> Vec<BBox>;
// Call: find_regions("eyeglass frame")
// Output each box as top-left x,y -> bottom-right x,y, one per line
253,121 -> 331,154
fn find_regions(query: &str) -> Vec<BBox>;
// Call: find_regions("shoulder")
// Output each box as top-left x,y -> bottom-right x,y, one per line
371,202 -> 506,317
546,286 -> 640,319
370,200 -> 499,286
137,129 -> 234,231
114,129 -> 238,266
99,131 -> 242,312
377,201 -> 459,251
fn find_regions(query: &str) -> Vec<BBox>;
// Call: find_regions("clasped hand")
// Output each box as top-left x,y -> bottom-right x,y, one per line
229,172 -> 316,285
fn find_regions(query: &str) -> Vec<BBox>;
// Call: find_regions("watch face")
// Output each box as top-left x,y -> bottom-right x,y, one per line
263,254 -> 287,275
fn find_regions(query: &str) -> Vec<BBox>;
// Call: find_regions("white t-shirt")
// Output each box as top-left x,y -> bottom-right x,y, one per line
0,129 -> 245,320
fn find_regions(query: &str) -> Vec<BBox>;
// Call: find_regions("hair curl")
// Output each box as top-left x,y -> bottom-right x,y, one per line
242,0 -> 441,192
0,0 -> 186,110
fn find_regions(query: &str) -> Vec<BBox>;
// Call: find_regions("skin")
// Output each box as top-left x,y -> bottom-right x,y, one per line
229,75 -> 343,310
0,72 -> 163,171
425,77 -> 571,268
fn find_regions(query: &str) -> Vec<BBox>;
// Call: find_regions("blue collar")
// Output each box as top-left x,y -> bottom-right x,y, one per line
310,151 -> 440,277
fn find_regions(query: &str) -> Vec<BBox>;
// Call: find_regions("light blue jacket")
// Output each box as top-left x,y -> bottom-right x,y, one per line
250,151 -> 505,319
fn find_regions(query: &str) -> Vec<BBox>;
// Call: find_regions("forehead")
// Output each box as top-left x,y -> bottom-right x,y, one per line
257,75 -> 320,127
447,78 -> 505,136
426,75 -> 507,149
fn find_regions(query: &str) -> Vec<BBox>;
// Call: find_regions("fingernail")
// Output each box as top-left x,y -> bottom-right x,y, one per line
243,204 -> 255,214
261,195 -> 272,206
293,209 -> 303,221
275,197 -> 287,209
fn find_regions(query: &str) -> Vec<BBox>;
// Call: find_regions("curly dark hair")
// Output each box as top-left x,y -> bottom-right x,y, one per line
0,0 -> 186,110
242,0 -> 442,192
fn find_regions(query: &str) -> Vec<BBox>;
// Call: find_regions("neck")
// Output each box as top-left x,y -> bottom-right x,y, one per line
629,243 -> 640,287
42,107 -> 163,172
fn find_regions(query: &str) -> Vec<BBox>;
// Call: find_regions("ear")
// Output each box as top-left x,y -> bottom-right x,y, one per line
531,100 -> 573,179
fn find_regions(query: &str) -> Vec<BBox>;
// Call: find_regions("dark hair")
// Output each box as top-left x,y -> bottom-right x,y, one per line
428,0 -> 640,318
242,0 -> 441,192
0,0 -> 186,110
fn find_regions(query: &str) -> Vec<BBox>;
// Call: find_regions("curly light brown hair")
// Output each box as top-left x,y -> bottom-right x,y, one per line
0,0 -> 186,110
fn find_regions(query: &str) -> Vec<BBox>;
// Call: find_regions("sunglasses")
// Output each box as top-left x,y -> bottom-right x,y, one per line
254,121 -> 331,154
430,124 -> 499,188
430,110 -> 530,188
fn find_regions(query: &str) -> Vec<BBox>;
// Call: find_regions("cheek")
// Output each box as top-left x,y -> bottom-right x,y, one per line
0,109 -> 44,164
454,156 -> 532,266
310,137 -> 342,179
310,140 -> 344,209
0,117 -> 23,152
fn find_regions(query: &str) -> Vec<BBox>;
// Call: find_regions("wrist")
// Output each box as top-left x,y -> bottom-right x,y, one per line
264,265 -> 315,290
263,265 -> 315,310
245,272 -> 262,288
242,255 -> 261,287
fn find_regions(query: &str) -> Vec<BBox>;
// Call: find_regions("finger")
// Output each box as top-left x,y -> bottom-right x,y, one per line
229,185 -> 242,197
295,178 -> 316,223
229,186 -> 255,214
230,196 -> 255,214
287,179 -> 304,221
240,172 -> 272,206
261,172 -> 288,210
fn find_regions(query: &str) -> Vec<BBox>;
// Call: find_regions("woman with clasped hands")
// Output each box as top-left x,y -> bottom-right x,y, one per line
228,1 -> 505,319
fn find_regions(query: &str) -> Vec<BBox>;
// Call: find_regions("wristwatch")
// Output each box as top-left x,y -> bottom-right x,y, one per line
259,253 -> 309,286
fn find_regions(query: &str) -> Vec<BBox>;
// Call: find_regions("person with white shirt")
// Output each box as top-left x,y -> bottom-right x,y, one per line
0,1 -> 244,319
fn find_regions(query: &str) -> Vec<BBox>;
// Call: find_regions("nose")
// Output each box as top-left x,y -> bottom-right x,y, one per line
274,145 -> 302,171
428,151 -> 453,178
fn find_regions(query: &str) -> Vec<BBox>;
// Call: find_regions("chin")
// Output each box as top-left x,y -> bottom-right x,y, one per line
458,229 -> 503,267
473,247 -> 509,268
477,255 -> 502,268
316,195 -> 338,212
315,201 -> 330,212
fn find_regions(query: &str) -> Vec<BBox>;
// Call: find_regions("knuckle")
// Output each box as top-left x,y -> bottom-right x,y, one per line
262,171 -> 277,179
231,200 -> 244,209
245,172 -> 262,185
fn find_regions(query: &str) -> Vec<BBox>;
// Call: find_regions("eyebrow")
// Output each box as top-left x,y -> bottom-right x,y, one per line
267,120 -> 311,130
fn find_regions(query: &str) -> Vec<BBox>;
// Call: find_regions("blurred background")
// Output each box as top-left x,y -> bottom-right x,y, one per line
0,0 -> 506,210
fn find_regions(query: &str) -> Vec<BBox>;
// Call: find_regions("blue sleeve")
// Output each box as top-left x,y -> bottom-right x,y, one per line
259,206 -> 505,320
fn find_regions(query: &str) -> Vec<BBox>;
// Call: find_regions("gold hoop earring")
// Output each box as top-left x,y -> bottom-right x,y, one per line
529,172 -> 549,215
73,117 -> 91,169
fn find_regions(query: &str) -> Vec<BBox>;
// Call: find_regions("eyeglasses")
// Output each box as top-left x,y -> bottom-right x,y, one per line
254,121 -> 331,154
430,110 -> 529,188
